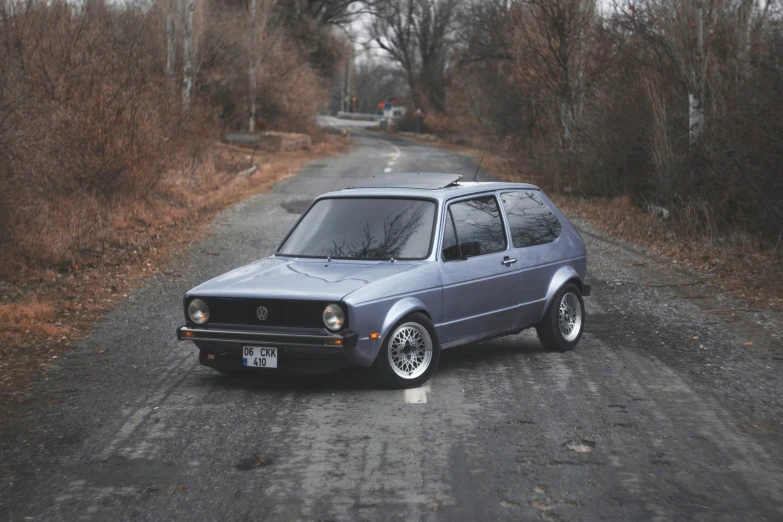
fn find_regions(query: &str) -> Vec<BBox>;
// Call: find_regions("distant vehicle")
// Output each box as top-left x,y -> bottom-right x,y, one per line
177,173 -> 590,388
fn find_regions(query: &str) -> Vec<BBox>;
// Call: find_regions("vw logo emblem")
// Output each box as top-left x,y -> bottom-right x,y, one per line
256,306 -> 269,321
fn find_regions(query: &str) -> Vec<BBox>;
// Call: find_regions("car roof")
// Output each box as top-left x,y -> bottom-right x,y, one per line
350,172 -> 464,189
322,173 -> 540,202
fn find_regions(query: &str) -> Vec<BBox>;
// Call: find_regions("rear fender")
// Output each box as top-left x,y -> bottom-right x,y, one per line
539,266 -> 582,322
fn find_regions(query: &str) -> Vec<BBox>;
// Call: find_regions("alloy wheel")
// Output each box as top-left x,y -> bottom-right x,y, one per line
388,322 -> 433,379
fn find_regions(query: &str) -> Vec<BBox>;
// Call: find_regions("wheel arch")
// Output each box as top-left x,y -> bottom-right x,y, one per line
379,297 -> 434,347
539,266 -> 584,323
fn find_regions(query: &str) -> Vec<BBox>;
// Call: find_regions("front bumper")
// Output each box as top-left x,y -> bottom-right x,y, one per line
177,326 -> 363,375
177,326 -> 358,348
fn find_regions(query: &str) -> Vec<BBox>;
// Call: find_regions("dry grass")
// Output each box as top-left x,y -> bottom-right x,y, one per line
0,136 -> 347,408
0,300 -> 63,338
560,196 -> 783,310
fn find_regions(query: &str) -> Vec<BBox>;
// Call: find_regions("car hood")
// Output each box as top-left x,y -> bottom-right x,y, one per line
187,257 -> 422,300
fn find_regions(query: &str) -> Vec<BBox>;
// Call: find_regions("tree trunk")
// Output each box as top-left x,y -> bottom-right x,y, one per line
249,0 -> 257,131
559,93 -> 573,148
182,0 -> 195,111
558,27 -> 573,150
346,46 -> 353,112
572,0 -> 594,123
342,48 -> 353,112
689,0 -> 704,147
737,0 -> 754,80
166,0 -> 176,92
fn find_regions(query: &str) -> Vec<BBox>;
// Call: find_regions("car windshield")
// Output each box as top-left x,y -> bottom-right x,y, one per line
278,198 -> 437,260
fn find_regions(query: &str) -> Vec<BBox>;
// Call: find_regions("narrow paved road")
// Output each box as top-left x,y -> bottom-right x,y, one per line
2,129 -> 782,521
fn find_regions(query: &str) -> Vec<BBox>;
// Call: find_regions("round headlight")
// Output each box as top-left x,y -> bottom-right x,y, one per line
188,298 -> 209,324
322,303 -> 345,331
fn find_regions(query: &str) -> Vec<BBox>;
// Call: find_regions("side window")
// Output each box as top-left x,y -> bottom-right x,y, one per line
441,210 -> 461,261
449,196 -> 507,257
501,191 -> 562,248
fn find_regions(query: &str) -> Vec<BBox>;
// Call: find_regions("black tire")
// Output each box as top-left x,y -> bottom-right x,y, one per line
372,312 -> 440,389
535,283 -> 585,352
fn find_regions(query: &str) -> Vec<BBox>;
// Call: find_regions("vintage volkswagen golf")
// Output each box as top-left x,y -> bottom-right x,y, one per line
177,173 -> 589,388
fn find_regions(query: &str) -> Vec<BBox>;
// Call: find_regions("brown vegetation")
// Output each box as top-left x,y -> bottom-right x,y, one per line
367,0 -> 782,252
0,138 -> 347,405
0,0 -> 353,401
418,139 -> 782,311
367,0 -> 782,300
0,0 -> 348,277
449,0 -> 783,248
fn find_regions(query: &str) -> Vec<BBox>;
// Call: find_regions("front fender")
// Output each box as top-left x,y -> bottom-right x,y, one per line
539,266 -> 582,322
379,297 -> 432,346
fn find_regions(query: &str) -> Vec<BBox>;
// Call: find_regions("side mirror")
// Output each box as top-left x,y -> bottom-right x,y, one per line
441,245 -> 460,261
461,241 -> 481,258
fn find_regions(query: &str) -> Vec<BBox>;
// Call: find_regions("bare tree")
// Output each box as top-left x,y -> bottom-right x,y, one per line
248,0 -> 277,131
513,0 -> 597,149
353,60 -> 408,113
369,0 -> 460,112
278,0 -> 365,25
626,0 -> 716,146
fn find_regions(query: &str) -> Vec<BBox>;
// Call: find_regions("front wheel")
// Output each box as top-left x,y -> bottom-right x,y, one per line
536,283 -> 585,352
372,312 -> 440,389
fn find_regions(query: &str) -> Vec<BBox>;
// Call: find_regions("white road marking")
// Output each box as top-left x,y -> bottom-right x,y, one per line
384,167 -> 392,173
404,385 -> 431,404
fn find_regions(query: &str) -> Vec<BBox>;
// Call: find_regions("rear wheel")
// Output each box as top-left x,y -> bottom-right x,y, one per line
372,312 -> 440,389
536,283 -> 585,352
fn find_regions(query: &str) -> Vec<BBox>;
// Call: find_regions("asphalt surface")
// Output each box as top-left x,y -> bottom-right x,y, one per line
2,127 -> 783,521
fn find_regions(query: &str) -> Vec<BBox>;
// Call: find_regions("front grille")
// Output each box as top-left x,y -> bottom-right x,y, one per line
196,297 -> 333,329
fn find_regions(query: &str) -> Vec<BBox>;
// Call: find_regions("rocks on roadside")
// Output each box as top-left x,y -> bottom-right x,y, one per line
224,131 -> 312,152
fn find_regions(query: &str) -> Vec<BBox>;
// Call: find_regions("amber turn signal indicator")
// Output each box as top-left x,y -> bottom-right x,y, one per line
184,331 -> 194,338
325,338 -> 343,346
369,332 -> 380,339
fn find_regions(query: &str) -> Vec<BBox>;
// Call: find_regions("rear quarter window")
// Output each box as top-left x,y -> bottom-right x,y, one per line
501,191 -> 562,248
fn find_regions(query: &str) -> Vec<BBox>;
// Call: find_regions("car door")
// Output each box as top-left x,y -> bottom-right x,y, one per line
499,190 -> 564,326
438,194 -> 522,344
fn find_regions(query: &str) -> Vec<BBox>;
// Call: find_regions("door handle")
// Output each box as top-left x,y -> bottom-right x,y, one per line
502,257 -> 517,266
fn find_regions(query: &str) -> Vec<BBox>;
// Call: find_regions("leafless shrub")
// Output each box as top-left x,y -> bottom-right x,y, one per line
444,0 -> 783,248
0,0 -> 344,277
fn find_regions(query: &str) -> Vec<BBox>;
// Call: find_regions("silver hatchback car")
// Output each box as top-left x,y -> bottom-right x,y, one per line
177,173 -> 590,388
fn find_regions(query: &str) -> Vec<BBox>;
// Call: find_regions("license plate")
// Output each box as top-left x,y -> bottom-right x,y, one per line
242,346 -> 278,369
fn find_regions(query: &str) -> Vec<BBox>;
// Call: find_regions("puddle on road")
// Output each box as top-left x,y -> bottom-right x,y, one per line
565,440 -> 596,453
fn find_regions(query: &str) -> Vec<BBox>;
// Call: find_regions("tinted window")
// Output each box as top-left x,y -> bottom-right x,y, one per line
501,191 -> 562,248
441,210 -> 460,261
449,196 -> 506,257
278,198 -> 436,260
